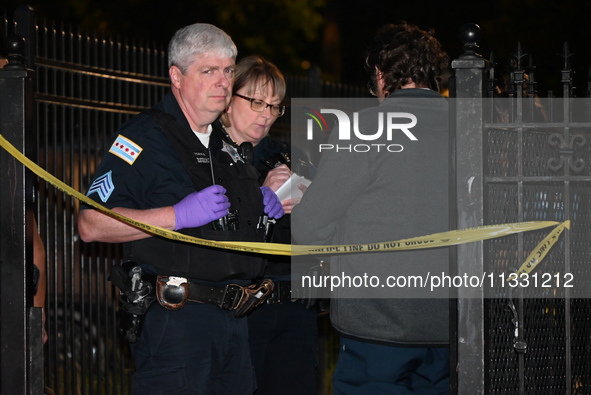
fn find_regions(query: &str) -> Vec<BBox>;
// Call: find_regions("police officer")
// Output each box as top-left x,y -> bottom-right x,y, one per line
220,55 -> 320,394
78,24 -> 283,394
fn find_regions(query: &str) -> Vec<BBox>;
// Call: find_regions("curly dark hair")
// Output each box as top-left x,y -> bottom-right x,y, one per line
364,22 -> 449,95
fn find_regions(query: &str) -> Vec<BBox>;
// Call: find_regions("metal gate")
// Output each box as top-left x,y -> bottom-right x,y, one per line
452,24 -> 591,394
34,21 -> 170,395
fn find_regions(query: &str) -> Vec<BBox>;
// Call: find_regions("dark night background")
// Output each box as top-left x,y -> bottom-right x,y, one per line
4,0 -> 591,94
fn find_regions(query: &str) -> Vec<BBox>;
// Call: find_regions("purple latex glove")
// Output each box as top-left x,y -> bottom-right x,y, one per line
173,185 -> 231,230
260,186 -> 284,219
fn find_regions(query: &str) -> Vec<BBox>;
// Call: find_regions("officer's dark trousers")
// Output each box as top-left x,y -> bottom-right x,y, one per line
332,337 -> 450,394
247,301 -> 319,395
130,302 -> 255,394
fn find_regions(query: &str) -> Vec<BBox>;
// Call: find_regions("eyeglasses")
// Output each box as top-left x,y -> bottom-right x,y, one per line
233,93 -> 286,117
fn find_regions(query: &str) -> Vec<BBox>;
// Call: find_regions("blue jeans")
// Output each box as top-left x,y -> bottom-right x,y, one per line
333,337 -> 450,394
130,302 -> 255,395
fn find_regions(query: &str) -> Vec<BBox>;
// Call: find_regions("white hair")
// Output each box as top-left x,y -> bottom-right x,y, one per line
168,23 -> 237,73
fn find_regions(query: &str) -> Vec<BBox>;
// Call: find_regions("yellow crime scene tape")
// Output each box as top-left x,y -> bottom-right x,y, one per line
0,133 -> 570,276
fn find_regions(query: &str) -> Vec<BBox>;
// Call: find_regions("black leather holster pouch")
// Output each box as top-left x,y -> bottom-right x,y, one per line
156,275 -> 191,310
302,260 -> 330,314
109,262 -> 156,343
233,279 -> 274,317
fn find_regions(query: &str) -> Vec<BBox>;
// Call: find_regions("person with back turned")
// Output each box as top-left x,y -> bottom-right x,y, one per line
292,22 -> 451,394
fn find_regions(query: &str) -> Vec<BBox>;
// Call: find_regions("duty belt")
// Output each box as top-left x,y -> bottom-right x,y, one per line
265,281 -> 294,304
156,275 -> 274,317
188,282 -> 246,309
109,263 -> 274,342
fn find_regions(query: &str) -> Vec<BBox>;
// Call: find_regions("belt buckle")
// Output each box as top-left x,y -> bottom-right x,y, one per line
221,284 -> 246,310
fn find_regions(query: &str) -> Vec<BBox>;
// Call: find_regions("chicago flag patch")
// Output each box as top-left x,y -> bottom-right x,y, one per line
109,135 -> 143,165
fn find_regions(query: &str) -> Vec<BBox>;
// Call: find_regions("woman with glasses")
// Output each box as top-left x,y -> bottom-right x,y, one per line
222,58 -> 286,145
221,55 -> 320,395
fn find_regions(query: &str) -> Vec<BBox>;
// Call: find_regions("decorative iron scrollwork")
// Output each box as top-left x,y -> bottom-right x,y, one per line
547,132 -> 587,172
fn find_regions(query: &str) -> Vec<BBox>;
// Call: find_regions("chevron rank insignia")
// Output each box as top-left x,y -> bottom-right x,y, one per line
87,171 -> 115,202
109,135 -> 143,165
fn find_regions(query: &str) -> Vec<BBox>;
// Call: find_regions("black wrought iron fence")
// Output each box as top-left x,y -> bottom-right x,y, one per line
16,6 -> 169,394
452,24 -> 591,394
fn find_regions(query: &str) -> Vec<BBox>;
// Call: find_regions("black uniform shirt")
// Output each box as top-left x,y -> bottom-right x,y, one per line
83,91 -> 266,283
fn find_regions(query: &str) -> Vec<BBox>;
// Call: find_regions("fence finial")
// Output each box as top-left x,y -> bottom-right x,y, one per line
488,51 -> 498,96
2,34 -> 26,70
458,23 -> 482,59
525,55 -> 537,96
559,42 -> 573,90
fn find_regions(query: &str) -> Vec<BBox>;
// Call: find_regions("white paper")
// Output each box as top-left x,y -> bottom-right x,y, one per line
275,173 -> 311,202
